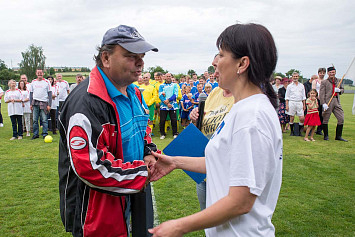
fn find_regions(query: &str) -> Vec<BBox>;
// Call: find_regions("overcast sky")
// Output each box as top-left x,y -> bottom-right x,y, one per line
1,0 -> 354,79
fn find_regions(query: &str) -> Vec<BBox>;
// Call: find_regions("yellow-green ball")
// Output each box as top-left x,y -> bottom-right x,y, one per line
44,135 -> 53,143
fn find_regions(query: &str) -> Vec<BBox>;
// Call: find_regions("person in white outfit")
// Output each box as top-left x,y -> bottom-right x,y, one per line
5,79 -> 24,140
149,23 -> 283,237
18,80 -> 31,136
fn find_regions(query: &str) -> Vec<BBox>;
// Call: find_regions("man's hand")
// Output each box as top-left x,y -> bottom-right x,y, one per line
334,87 -> 341,93
323,103 -> 329,111
164,99 -> 169,105
148,219 -> 184,237
190,107 -> 199,122
285,105 -> 289,112
150,151 -> 176,181
167,104 -> 172,109
144,155 -> 156,169
47,105 -> 51,112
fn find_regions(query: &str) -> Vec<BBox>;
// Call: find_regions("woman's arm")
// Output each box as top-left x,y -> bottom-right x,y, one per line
149,186 -> 257,236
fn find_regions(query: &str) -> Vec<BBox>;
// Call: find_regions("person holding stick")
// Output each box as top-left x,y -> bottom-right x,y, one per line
319,66 -> 347,141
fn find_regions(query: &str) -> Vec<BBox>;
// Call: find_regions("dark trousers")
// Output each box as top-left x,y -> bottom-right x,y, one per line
49,109 -> 57,131
10,115 -> 23,137
126,184 -> 154,237
0,103 -> 3,123
159,110 -> 178,136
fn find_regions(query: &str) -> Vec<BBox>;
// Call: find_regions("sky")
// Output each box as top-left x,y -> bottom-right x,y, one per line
1,0 -> 355,79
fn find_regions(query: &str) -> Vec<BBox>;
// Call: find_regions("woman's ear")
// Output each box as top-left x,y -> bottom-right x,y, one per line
238,56 -> 250,74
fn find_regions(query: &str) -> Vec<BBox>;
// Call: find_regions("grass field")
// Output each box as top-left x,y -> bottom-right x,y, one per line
0,94 -> 354,236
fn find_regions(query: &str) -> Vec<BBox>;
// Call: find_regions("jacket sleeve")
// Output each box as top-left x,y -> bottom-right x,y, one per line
65,110 -> 148,195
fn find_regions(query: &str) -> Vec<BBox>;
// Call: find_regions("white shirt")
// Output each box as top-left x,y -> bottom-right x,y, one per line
57,80 -> 69,101
21,90 -> 31,113
0,87 -> 3,104
30,79 -> 51,102
51,85 -> 59,109
285,82 -> 306,102
205,94 -> 283,237
5,89 -> 24,116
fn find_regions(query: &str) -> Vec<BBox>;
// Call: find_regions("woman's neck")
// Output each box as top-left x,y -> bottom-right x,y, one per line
230,76 -> 262,103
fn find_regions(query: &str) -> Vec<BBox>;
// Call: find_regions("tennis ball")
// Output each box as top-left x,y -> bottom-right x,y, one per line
44,135 -> 53,143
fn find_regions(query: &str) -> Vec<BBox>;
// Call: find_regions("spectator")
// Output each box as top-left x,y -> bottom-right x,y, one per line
208,73 -> 218,90
180,92 -> 193,128
5,79 -> 24,140
141,72 -> 158,132
56,73 -> 69,111
204,83 -> 212,96
18,80 -> 31,137
159,72 -> 179,139
48,76 -> 59,134
304,89 -> 321,141
0,86 -> 4,127
313,67 -> 326,135
285,72 -> 306,136
69,74 -> 84,92
272,76 -> 283,94
192,83 -> 203,108
153,72 -> 164,127
304,75 -> 317,99
30,69 -> 52,139
278,78 -> 291,133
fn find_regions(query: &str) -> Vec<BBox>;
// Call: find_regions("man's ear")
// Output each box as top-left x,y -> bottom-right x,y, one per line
238,56 -> 250,74
102,51 -> 110,68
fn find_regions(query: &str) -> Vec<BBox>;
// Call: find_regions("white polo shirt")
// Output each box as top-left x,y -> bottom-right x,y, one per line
57,80 -> 69,101
30,79 -> 51,102
285,82 -> 306,102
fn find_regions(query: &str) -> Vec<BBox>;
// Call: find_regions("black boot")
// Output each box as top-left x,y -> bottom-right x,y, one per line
298,124 -> 303,137
315,124 -> 323,135
323,124 -> 329,140
335,124 -> 348,142
290,123 -> 295,136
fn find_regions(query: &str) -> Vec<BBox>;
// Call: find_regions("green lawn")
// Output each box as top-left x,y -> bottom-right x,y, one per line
0,94 -> 354,236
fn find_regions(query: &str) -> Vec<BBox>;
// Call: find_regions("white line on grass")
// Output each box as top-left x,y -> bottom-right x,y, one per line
151,183 -> 160,226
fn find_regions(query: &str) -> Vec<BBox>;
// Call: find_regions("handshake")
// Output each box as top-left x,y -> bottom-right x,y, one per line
143,152 -> 177,185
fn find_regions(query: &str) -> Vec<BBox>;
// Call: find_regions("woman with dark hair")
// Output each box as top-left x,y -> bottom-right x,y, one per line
278,78 -> 291,132
149,23 -> 283,237
18,80 -> 31,136
47,76 -> 59,134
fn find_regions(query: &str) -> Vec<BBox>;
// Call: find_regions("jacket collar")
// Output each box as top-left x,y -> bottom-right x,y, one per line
88,66 -> 116,106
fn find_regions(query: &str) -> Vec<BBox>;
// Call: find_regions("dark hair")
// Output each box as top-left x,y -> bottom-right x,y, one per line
216,23 -> 278,108
18,79 -> 27,91
308,89 -> 318,98
94,44 -> 117,68
318,67 -> 326,73
47,76 -> 54,86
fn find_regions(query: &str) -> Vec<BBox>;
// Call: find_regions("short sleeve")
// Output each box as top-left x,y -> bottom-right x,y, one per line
229,127 -> 277,196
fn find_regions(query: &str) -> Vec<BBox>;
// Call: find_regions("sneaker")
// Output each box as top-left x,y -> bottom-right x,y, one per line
0,123 -> 3,127
10,137 -> 17,140
160,135 -> 165,140
173,135 -> 178,139
18,136 -> 23,140
31,135 -> 39,140
26,132 -> 30,137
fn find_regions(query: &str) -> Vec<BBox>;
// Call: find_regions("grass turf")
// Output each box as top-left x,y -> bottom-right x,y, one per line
0,94 -> 354,236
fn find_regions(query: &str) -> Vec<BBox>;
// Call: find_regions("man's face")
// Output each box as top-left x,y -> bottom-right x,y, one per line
76,76 -> 83,84
143,74 -> 150,84
57,74 -> 62,81
204,72 -> 209,78
36,70 -> 43,79
137,75 -> 143,84
165,73 -> 172,83
189,79 -> 194,85
197,84 -> 203,92
20,75 -> 27,82
318,71 -> 325,79
328,70 -> 336,80
102,45 -> 144,86
199,78 -> 205,85
292,74 -> 299,83
209,74 -> 215,82
192,74 -> 197,80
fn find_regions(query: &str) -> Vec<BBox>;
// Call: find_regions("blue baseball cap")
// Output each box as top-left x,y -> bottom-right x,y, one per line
101,25 -> 158,54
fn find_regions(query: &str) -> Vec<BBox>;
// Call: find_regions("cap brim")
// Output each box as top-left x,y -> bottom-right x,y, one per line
118,41 -> 158,54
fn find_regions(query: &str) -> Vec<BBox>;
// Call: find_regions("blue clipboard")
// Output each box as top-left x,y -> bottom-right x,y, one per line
163,123 -> 208,183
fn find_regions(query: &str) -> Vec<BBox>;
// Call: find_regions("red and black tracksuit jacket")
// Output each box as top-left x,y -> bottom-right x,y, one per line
58,67 -> 156,237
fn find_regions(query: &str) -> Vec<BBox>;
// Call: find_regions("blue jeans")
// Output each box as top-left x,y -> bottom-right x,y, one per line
33,105 -> 48,137
196,180 -> 206,210
10,115 -> 23,137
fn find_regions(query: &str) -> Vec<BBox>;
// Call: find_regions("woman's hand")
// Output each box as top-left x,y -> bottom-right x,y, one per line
150,152 -> 176,181
148,219 -> 184,237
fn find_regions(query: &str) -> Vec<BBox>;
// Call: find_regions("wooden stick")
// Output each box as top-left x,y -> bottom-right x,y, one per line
327,74 -> 345,106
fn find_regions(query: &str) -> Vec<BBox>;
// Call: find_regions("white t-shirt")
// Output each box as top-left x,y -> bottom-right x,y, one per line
57,80 -> 69,101
21,90 -> 31,113
51,85 -> 59,109
5,89 -> 24,116
0,87 -> 4,104
30,79 -> 51,102
205,94 -> 283,237
285,82 -> 306,102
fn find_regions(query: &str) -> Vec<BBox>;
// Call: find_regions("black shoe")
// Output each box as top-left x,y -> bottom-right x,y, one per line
290,124 -> 295,136
31,135 -> 39,140
323,124 -> 329,141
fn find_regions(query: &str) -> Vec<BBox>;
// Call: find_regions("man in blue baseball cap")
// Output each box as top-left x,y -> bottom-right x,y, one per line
59,25 -> 159,237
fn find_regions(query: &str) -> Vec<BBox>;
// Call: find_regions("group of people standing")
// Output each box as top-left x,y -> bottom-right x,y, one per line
275,67 -> 347,142
133,70 -> 219,140
1,72 -> 83,140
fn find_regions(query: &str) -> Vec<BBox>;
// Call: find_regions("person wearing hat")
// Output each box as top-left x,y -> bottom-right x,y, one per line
58,25 -> 159,237
319,66 -> 347,141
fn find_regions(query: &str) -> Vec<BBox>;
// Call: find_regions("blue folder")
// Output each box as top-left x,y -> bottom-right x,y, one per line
163,123 -> 208,183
